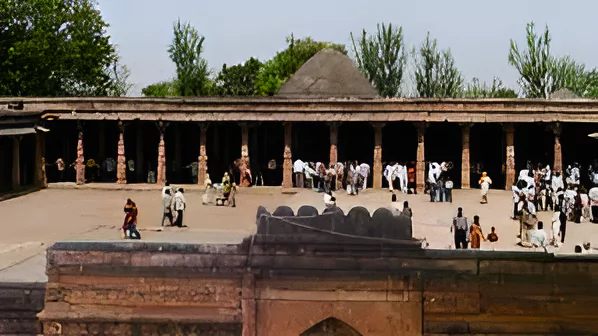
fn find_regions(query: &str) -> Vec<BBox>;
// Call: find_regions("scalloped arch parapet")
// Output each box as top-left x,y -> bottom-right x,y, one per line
256,205 -> 413,241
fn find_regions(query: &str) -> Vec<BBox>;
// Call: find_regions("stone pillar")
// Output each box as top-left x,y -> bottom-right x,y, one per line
12,136 -> 20,191
504,124 -> 516,190
198,123 -> 209,186
372,122 -> 385,189
116,122 -> 127,184
75,122 -> 85,185
460,123 -> 472,189
35,132 -> 47,188
240,122 -> 250,187
157,122 -> 167,185
282,122 -> 293,189
242,272 -> 256,336
329,122 -> 339,166
551,122 -> 563,173
415,122 -> 427,193
136,125 -> 144,183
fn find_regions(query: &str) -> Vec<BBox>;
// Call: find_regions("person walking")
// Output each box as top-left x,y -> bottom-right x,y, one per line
479,172 -> 492,204
451,207 -> 469,249
173,188 -> 186,227
469,215 -> 487,249
162,189 -> 174,226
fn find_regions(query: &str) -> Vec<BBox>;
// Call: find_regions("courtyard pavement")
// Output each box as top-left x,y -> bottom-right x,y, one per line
1,184 -> 597,282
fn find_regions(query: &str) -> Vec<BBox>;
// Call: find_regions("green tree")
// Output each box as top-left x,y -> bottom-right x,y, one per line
508,22 -> 553,98
461,78 -> 518,98
168,19 -> 211,96
412,33 -> 463,98
0,0 -> 121,96
215,57 -> 262,96
350,23 -> 407,97
107,58 -> 134,97
141,80 -> 179,97
254,35 -> 347,96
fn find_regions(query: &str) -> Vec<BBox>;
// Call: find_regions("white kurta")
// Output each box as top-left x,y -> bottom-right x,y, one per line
480,176 -> 492,196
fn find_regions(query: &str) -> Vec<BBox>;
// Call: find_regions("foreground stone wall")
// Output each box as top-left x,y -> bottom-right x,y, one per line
37,240 -> 598,336
0,282 -> 45,335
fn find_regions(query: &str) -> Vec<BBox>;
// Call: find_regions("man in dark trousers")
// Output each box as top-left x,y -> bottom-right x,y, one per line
559,209 -> 567,245
451,207 -> 469,249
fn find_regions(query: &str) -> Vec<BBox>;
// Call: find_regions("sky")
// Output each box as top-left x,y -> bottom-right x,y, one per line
97,0 -> 598,96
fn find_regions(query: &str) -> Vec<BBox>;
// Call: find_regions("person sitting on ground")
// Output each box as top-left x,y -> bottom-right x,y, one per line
204,173 -> 212,188
528,221 -> 547,249
402,201 -> 412,218
487,227 -> 498,243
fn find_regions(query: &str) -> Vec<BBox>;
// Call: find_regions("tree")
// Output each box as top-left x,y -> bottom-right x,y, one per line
141,80 -> 179,97
215,57 -> 262,96
168,19 -> 211,96
107,58 -> 134,97
508,22 -> 553,98
350,23 -> 407,97
412,33 -> 463,98
461,78 -> 518,98
550,56 -> 598,98
0,0 -> 120,96
254,35 -> 347,96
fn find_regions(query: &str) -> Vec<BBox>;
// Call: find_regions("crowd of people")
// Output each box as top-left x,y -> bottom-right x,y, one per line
292,160 -> 372,196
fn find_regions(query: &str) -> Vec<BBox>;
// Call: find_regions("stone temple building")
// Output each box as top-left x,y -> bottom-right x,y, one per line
2,49 -> 598,197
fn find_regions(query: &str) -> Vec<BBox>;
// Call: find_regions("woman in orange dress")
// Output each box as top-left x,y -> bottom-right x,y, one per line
469,215 -> 487,249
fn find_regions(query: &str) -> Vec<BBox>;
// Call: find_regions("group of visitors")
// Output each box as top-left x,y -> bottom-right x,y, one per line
293,159 -> 371,196
384,162 -> 414,194
427,162 -> 454,203
450,208 -> 498,249
201,172 -> 237,207
161,182 -> 187,227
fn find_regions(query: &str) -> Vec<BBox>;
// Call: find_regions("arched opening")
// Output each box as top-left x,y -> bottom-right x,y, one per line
470,123 -> 504,189
338,122 -> 374,188
299,317 -> 362,336
382,122 -> 417,189
251,122 -> 284,186
426,122 -> 462,188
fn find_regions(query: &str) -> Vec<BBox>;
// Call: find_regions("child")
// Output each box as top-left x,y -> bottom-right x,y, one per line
487,227 -> 498,243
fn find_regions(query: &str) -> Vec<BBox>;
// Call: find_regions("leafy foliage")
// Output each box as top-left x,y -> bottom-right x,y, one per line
141,80 -> 179,97
168,19 -> 211,96
215,57 -> 262,96
254,35 -> 347,96
107,58 -> 134,97
0,0 -> 124,96
412,33 -> 463,98
461,78 -> 518,98
350,23 -> 406,97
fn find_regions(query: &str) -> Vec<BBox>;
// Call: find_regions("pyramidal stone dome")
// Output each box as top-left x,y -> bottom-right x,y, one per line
276,49 -> 378,98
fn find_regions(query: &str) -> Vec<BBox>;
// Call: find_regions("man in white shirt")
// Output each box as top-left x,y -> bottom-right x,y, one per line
173,188 -> 186,227
384,164 -> 396,192
293,159 -> 305,188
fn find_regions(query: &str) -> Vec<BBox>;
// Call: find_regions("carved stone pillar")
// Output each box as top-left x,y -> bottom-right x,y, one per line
282,122 -> 293,189
329,122 -> 340,166
75,122 -> 85,185
116,122 -> 127,184
372,122 -> 385,189
35,131 -> 46,188
198,123 -> 209,186
460,123 -> 472,189
551,123 -> 563,173
415,122 -> 427,193
240,122 -> 250,187
12,136 -> 20,191
504,124 -> 516,190
156,122 -> 167,185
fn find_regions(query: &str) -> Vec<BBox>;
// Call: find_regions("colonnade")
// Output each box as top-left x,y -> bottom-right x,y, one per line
67,120 -> 564,191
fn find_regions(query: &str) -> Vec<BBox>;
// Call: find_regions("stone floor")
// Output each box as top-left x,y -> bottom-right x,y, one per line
1,184 -> 597,282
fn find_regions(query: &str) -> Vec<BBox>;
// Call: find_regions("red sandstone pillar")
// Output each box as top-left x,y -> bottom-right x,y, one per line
75,122 -> 85,185
282,122 -> 293,190
198,123 -> 208,186
116,122 -> 127,184
241,272 -> 256,336
504,123 -> 516,190
552,123 -> 563,173
157,122 -> 167,185
329,122 -> 339,166
12,136 -> 20,191
35,131 -> 47,188
460,123 -> 472,189
372,122 -> 385,189
415,122 -> 427,193
240,122 -> 250,187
